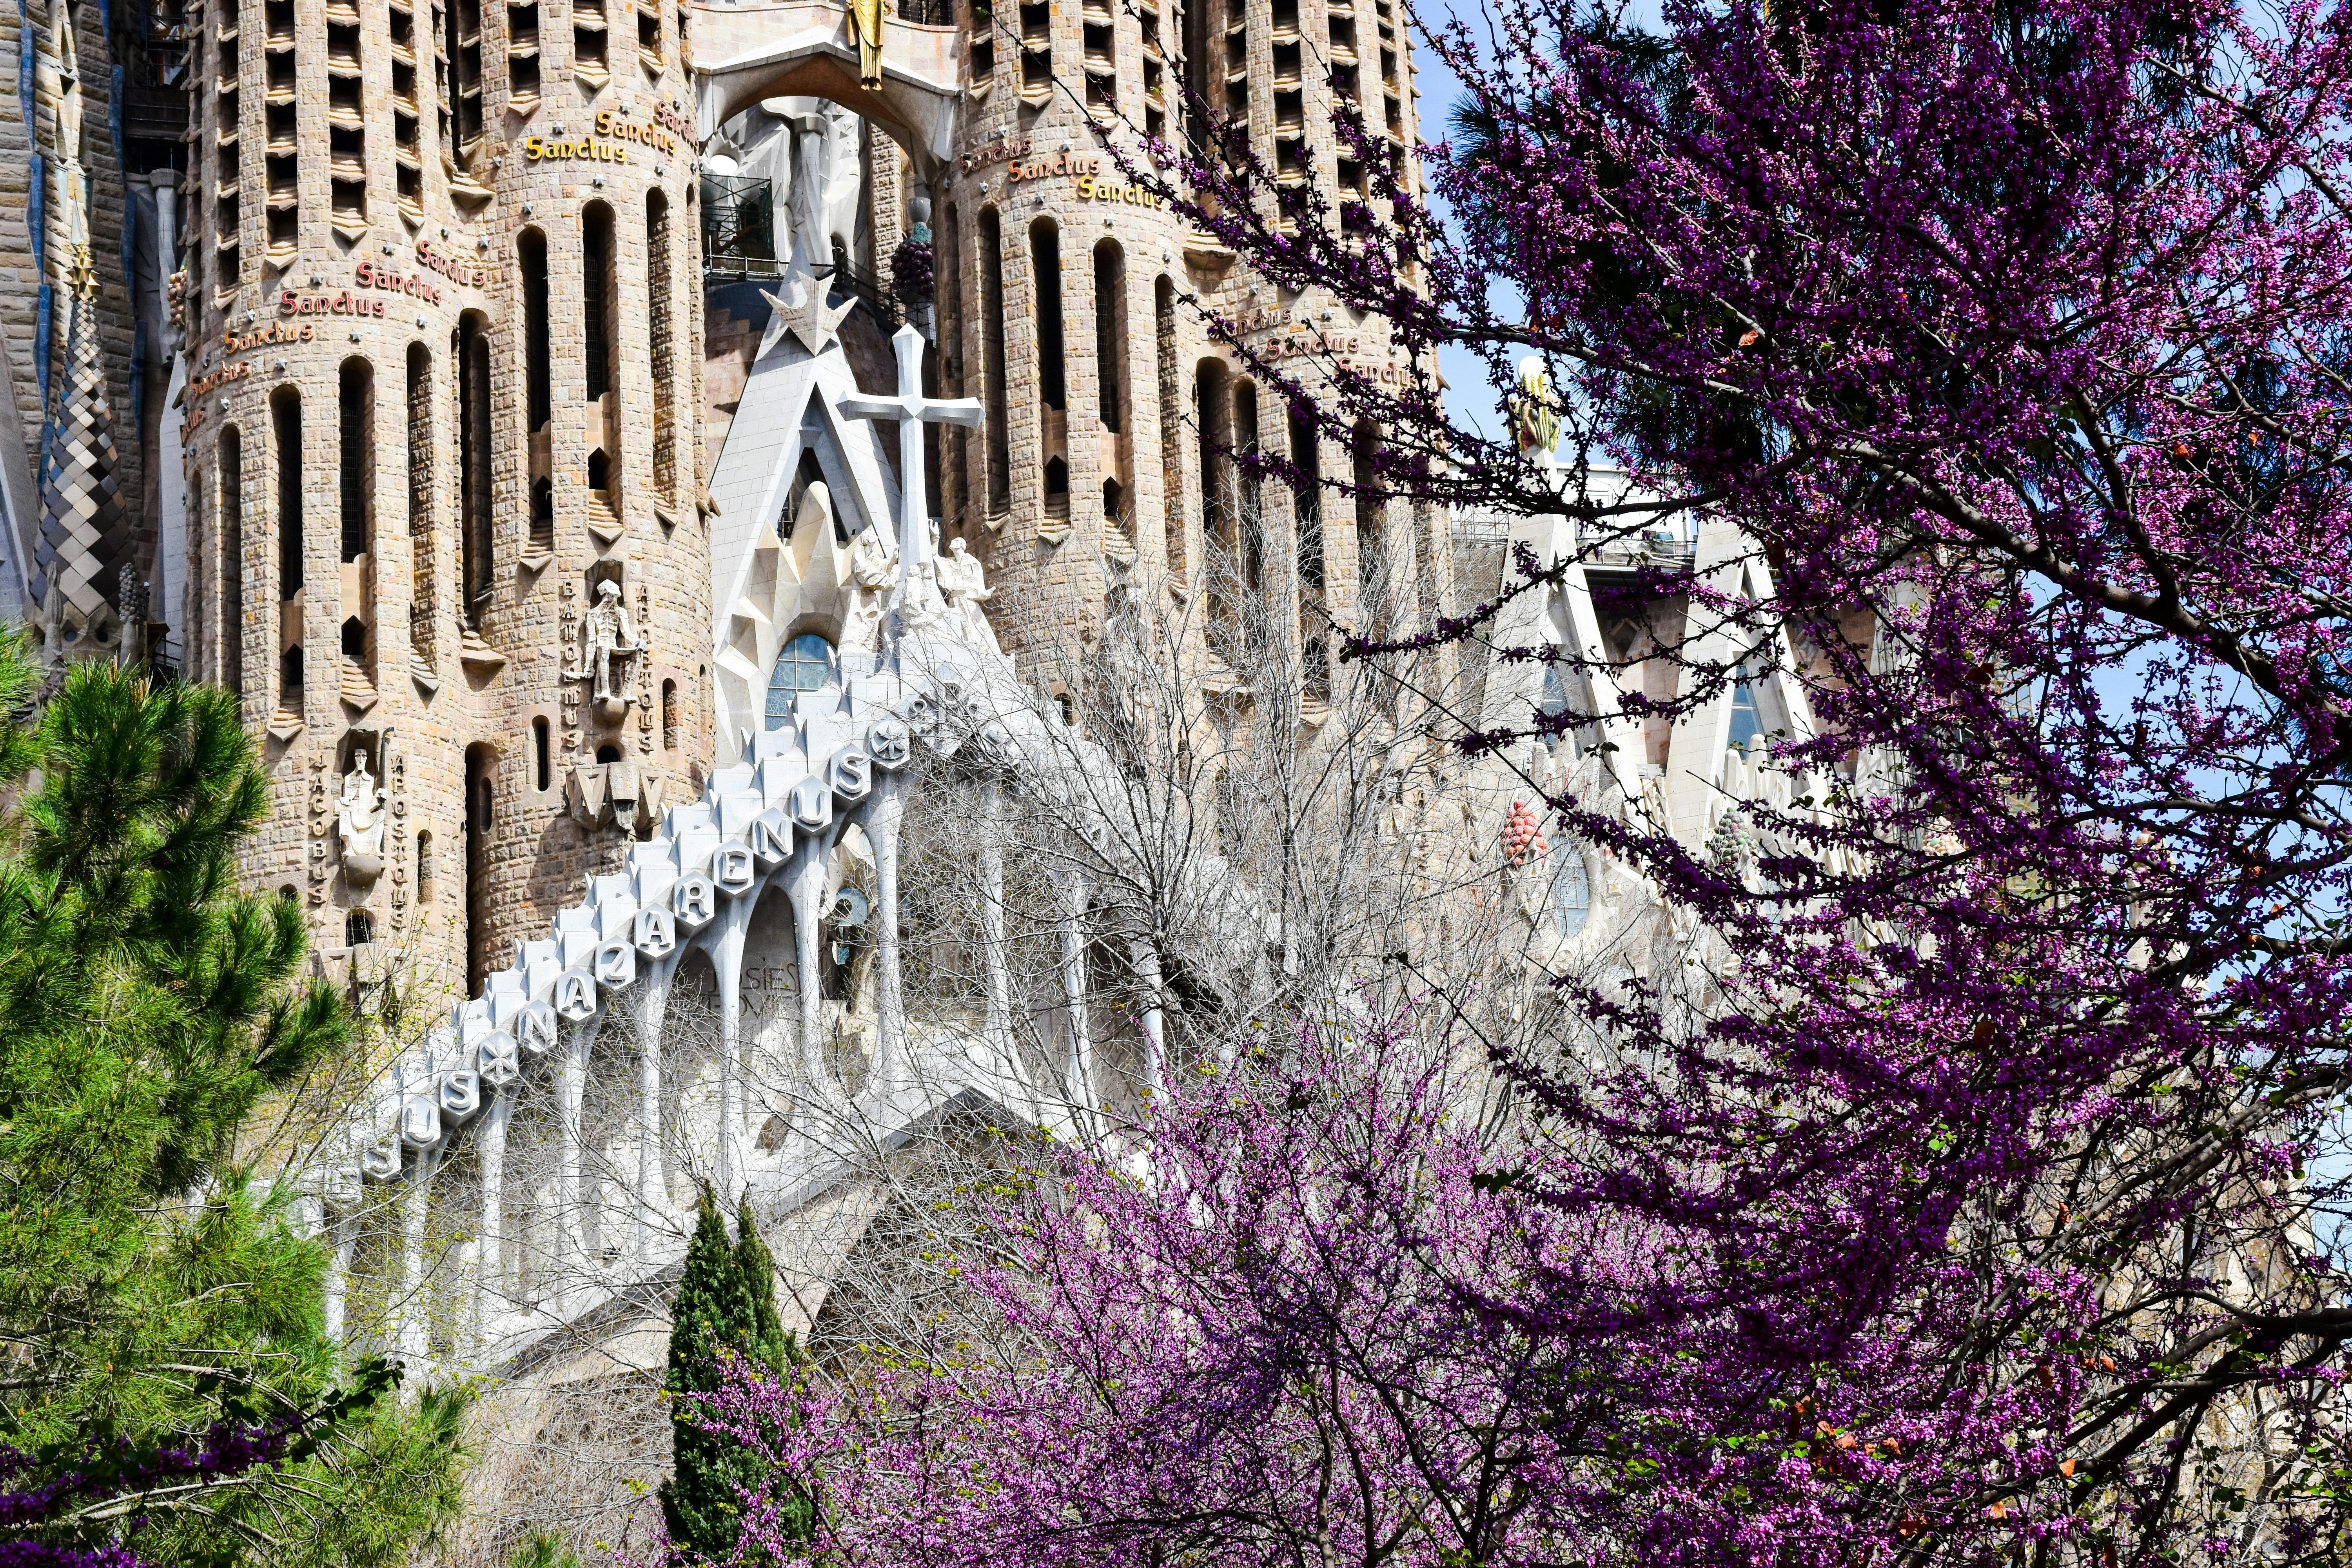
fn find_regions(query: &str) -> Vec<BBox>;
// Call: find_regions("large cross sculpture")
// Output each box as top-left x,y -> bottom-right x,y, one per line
841,323 -> 984,600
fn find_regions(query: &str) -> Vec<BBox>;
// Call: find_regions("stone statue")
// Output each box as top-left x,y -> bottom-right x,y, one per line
840,514 -> 899,655
338,743 -> 388,884
570,579 -> 647,705
938,536 -> 1000,653
899,556 -> 955,637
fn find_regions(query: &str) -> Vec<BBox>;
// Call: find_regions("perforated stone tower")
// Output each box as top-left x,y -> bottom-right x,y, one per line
929,0 -> 1437,683
5,0 -> 1432,998
170,0 -> 707,995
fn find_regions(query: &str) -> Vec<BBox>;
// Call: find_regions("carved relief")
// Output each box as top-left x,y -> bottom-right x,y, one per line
563,578 -> 648,711
338,741 -> 389,886
387,745 -> 409,930
559,579 -> 582,751
637,584 -> 655,753
307,757 -> 330,906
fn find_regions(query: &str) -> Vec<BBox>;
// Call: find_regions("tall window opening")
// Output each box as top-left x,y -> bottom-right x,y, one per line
1093,240 -> 1123,431
583,202 -> 621,519
1195,361 -> 1236,652
1353,417 -> 1386,622
519,229 -> 552,430
1030,219 -> 1065,412
406,343 -> 436,676
1234,381 -> 1263,603
458,312 -> 493,627
979,208 -> 1010,513
1290,409 -> 1323,589
416,829 -> 434,907
464,742 -> 495,996
583,203 -> 617,400
942,202 -> 965,522
661,678 -> 679,750
338,358 -> 375,690
219,427 -> 244,698
648,190 -> 676,502
1094,239 -> 1132,536
272,387 -> 304,714
532,715 -> 551,790
1156,276 -> 1182,574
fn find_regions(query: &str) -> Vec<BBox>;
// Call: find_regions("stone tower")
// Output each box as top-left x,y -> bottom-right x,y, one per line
150,0 -> 1431,999
172,0 -> 706,996
931,0 -> 1436,686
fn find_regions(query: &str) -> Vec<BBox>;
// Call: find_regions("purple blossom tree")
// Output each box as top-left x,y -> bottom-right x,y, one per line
680,0 -> 2352,1562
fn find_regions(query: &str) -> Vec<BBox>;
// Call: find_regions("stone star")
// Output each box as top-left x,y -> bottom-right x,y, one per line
761,267 -> 857,356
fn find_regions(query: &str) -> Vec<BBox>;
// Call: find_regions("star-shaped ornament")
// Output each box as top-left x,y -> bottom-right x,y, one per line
761,267 -> 857,356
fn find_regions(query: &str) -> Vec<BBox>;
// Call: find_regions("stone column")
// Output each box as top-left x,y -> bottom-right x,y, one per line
475,1091 -> 511,1331
1058,869 -> 1093,1125
556,1016 -> 601,1292
708,899 -> 753,1198
788,838 -> 829,1096
400,1150 -> 441,1370
633,967 -> 673,1259
980,784 -> 1013,1075
870,774 -> 906,1089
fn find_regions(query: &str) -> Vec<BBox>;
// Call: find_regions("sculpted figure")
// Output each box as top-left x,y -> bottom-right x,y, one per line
938,536 -> 1001,653
573,579 -> 647,704
899,555 -> 956,637
846,0 -> 886,87
841,516 -> 900,655
338,744 -> 388,882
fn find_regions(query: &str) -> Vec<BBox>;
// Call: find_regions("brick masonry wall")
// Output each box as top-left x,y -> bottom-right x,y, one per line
180,0 -> 706,1004
162,0 -> 1431,1007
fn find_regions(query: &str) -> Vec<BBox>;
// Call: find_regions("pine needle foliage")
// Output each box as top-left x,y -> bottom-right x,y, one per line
0,643 -> 464,1565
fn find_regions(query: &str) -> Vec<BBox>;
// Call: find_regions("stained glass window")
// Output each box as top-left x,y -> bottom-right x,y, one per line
766,632 -> 835,726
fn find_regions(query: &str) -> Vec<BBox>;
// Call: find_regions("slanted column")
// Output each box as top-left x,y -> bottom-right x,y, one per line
788,839 -> 829,1096
556,1017 -> 602,1292
870,776 -> 906,1089
980,784 -> 1013,1073
633,969 -> 672,1259
1131,935 -> 1167,1103
475,1091 -> 511,1332
708,900 -> 753,1200
400,1152 -> 441,1370
322,1201 -> 357,1342
1058,870 -> 1094,1123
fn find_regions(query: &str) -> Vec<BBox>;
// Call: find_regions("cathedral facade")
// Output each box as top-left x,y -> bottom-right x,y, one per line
0,0 -> 1432,1003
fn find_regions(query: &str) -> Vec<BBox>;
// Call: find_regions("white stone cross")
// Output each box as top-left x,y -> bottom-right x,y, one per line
840,323 -> 984,596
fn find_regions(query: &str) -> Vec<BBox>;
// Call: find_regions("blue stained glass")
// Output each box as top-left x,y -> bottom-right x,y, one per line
1727,676 -> 1762,751
1551,853 -> 1590,936
766,632 -> 835,726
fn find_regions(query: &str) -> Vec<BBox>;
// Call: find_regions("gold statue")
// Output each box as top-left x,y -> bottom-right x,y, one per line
1508,356 -> 1563,461
848,0 -> 886,88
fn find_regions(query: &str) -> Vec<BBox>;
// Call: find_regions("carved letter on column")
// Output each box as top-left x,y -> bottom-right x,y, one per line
308,757 -> 331,906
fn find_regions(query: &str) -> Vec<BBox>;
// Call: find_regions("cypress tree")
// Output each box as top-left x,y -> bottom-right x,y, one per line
734,1196 -> 791,1375
661,1185 -> 760,1561
734,1197 -> 815,1548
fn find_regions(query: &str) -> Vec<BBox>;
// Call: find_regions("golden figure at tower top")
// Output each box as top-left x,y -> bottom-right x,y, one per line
848,0 -> 885,87
1508,356 -> 1563,461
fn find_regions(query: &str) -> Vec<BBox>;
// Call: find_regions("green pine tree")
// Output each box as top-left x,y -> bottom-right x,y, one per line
0,643 -> 465,1564
661,1184 -> 761,1561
